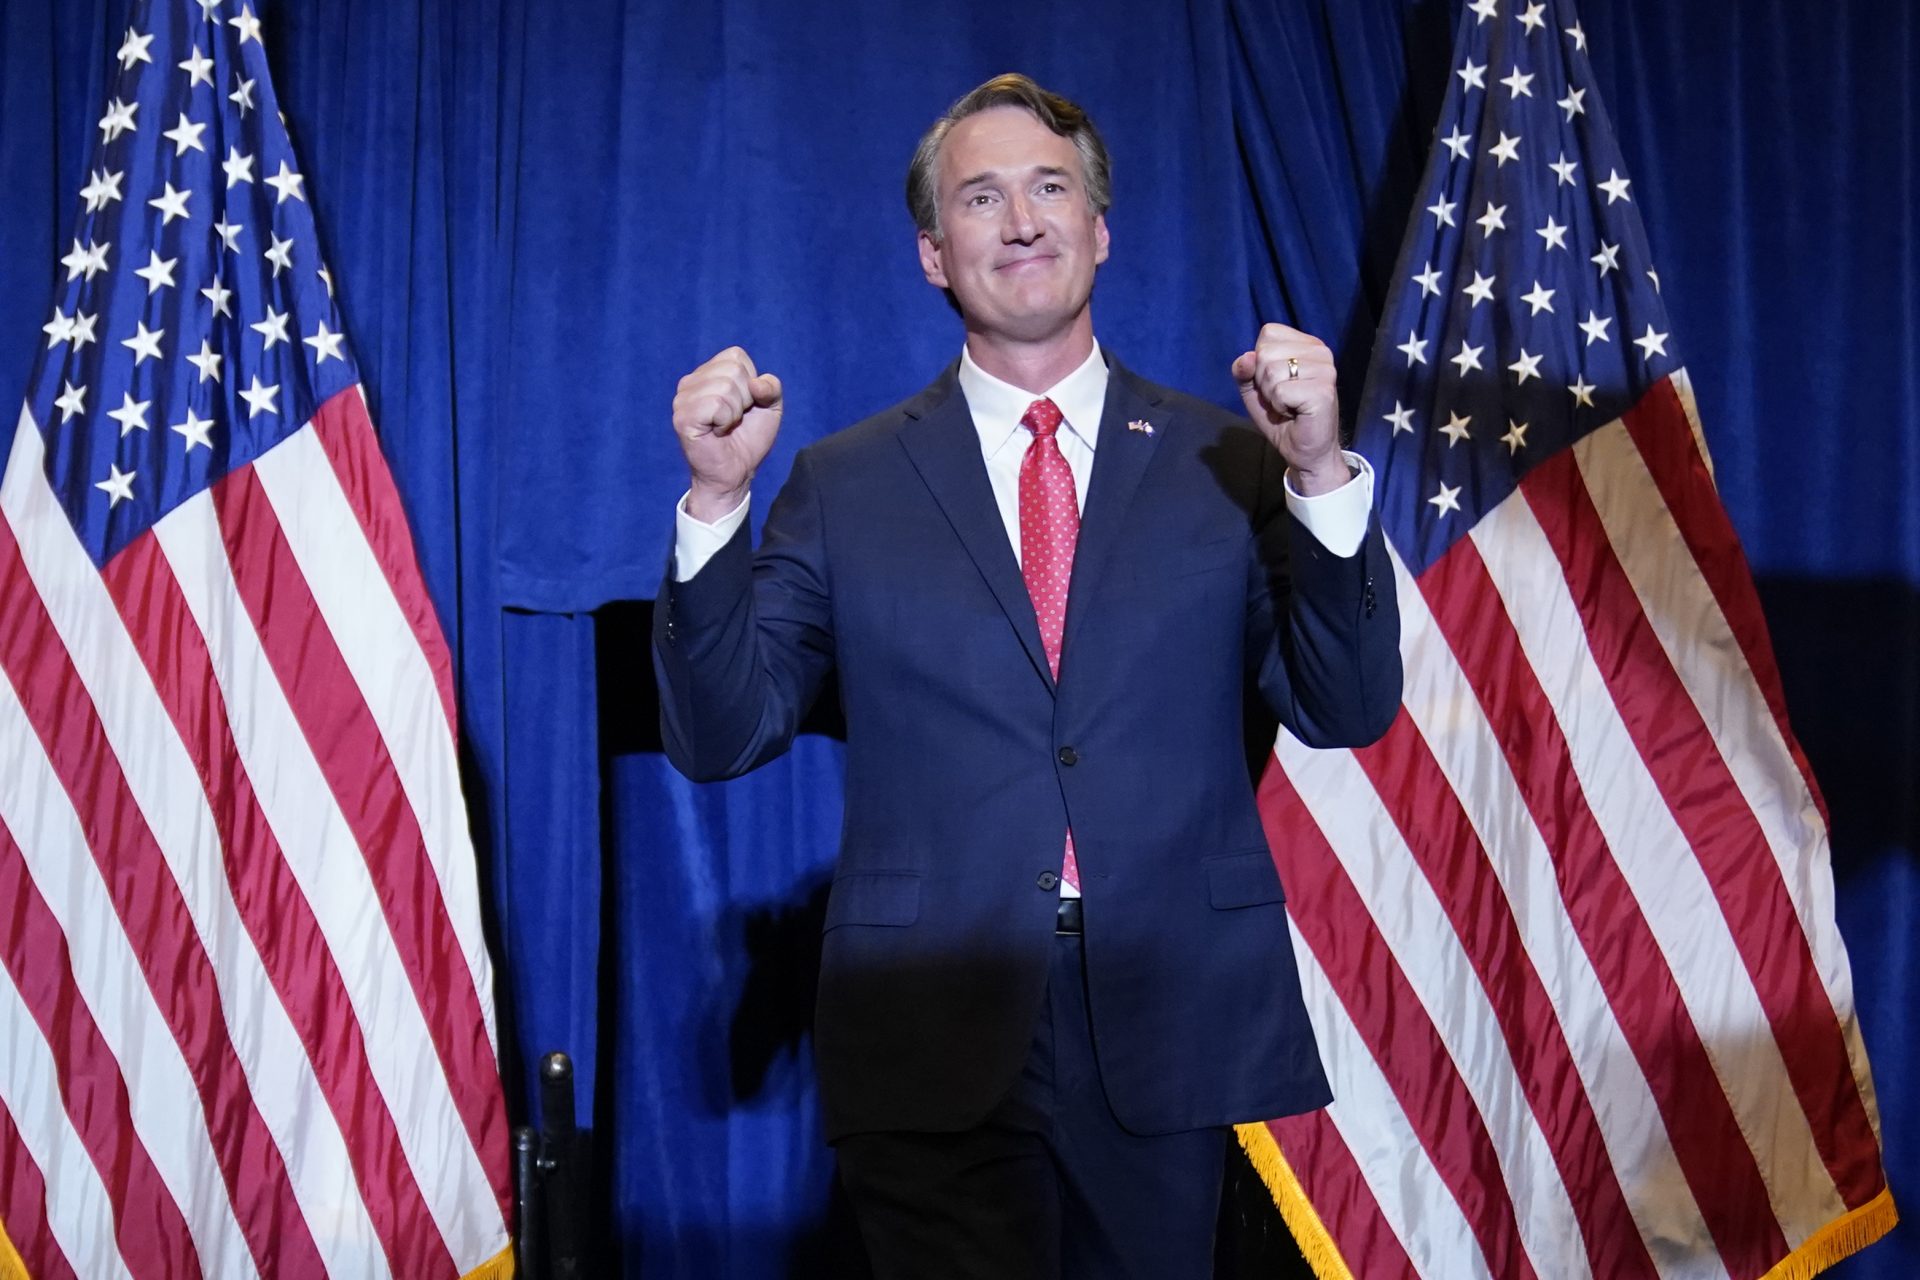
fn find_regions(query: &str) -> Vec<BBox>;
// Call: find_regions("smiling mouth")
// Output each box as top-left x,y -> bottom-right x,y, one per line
997,255 -> 1057,273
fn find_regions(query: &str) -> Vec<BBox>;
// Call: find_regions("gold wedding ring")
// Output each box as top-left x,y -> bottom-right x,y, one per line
1286,356 -> 1301,380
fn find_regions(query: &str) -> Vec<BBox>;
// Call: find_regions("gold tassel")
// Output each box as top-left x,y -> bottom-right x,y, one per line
1,1214 -> 28,1280
1234,1121 -> 1356,1280
1757,1187 -> 1899,1280
460,1241 -> 518,1280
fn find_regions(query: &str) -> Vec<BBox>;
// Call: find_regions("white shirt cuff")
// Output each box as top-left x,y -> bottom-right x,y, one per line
1282,451 -> 1374,558
673,490 -> 752,582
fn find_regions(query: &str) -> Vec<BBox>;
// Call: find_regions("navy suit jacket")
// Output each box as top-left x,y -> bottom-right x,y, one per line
654,357 -> 1402,1141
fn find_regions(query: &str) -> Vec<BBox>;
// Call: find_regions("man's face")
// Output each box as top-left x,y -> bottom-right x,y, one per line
917,106 -> 1111,344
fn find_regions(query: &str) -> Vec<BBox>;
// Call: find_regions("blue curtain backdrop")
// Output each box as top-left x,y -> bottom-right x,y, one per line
2,0 -> 1914,1276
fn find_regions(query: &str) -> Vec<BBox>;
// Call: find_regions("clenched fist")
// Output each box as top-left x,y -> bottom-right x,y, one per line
672,346 -> 784,521
1230,324 -> 1348,495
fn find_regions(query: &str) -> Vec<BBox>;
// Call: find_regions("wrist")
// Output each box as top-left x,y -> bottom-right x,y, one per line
686,479 -> 750,523
1287,453 -> 1353,497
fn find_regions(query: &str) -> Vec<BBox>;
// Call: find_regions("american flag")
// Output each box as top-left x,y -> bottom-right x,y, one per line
1236,2 -> 1896,1277
0,2 -> 512,1276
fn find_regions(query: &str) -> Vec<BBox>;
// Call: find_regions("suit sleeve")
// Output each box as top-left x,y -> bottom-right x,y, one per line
652,447 -> 836,781
1244,438 -> 1403,748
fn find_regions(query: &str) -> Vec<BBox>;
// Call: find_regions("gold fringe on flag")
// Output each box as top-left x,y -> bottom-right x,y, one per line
0,1215 -> 26,1280
1235,1121 -> 1355,1280
1758,1187 -> 1899,1280
461,1241 -> 518,1280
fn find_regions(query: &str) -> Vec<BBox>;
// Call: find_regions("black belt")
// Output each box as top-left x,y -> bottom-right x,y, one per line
1055,896 -> 1083,935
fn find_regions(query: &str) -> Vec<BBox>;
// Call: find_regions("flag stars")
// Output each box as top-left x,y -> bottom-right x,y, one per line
1463,271 -> 1497,306
1591,241 -> 1622,276
99,98 -> 138,143
1429,482 -> 1463,517
43,312 -> 73,348
231,73 -> 256,116
1468,0 -> 1498,24
1475,203 -> 1508,235
1501,68 -> 1535,99
187,339 -> 223,383
1599,169 -> 1633,203
305,321 -> 346,365
223,146 -> 255,188
1580,310 -> 1613,345
230,5 -> 263,45
134,250 -> 178,293
1384,401 -> 1416,434
1440,411 -> 1472,446
117,27 -> 155,70
265,161 -> 307,205
163,112 -> 207,156
173,407 -> 216,452
1398,331 -> 1430,366
1508,349 -> 1543,384
69,313 -> 99,351
196,0 -> 222,17
1451,341 -> 1485,375
1441,126 -> 1472,160
264,232 -> 295,276
1489,132 -> 1522,166
1521,281 -> 1555,315
239,375 -> 280,418
1536,216 -> 1568,251
203,278 -> 234,317
1413,263 -> 1443,297
96,465 -> 136,506
1549,153 -> 1579,186
1633,325 -> 1670,361
149,182 -> 192,224
1517,2 -> 1547,33
1648,267 -> 1662,293
214,216 -> 244,253
107,392 -> 151,436
1558,86 -> 1587,120
179,45 -> 215,88
1457,59 -> 1488,91
122,322 -> 165,365
1569,376 -> 1598,408
1502,420 -> 1530,454
1427,196 -> 1457,227
1566,22 -> 1588,52
252,306 -> 291,349
55,381 -> 88,422
318,264 -> 335,297
79,168 -> 124,212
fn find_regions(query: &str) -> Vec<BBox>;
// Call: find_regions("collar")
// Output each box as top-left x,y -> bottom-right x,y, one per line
958,341 -> 1110,462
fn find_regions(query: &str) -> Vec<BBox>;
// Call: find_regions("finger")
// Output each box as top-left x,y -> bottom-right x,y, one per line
749,372 -> 783,409
1229,351 -> 1258,387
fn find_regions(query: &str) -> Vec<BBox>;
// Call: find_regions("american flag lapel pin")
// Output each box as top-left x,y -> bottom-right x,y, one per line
1126,418 -> 1154,436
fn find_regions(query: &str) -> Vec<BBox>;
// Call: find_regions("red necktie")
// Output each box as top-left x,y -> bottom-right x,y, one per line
1018,397 -> 1081,893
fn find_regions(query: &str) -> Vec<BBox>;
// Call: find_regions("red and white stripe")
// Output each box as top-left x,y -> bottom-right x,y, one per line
1259,372 -> 1886,1279
0,387 -> 510,1278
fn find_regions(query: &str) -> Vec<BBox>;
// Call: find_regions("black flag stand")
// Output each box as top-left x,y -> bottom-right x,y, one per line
513,1051 -> 589,1279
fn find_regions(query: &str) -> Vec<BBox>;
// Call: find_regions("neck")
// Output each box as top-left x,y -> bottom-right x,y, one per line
962,312 -> 1098,394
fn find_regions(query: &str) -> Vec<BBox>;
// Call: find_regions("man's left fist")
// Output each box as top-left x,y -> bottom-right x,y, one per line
1230,324 -> 1348,495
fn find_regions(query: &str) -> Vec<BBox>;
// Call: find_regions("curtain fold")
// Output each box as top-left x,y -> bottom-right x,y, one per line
1,0 -> 1913,1276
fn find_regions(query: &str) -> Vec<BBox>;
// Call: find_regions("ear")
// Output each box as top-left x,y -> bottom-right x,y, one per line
918,228 -> 949,288
1093,213 -> 1111,267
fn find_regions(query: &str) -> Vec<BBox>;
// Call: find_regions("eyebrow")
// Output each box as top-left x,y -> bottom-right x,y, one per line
953,164 -> 1075,193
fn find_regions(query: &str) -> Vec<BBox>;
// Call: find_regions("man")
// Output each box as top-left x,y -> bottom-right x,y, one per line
656,74 -> 1401,1278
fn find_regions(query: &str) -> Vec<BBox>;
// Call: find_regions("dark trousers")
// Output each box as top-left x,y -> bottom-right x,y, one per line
835,932 -> 1228,1279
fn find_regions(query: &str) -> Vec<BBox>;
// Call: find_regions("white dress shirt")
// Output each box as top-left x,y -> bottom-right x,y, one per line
673,343 -> 1376,580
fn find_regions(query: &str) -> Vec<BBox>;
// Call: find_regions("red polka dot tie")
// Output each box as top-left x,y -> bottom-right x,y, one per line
1018,397 -> 1081,892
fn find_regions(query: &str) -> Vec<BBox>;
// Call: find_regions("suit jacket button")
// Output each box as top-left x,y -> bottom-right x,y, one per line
1036,870 -> 1059,891
1057,746 -> 1078,766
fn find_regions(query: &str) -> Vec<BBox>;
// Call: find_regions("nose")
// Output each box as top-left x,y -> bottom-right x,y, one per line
1002,191 -> 1042,244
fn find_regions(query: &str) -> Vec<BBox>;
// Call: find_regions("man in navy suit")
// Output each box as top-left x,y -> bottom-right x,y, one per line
655,74 -> 1401,1279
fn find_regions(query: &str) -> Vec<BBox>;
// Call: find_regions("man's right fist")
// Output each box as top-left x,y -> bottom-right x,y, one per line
672,346 -> 784,521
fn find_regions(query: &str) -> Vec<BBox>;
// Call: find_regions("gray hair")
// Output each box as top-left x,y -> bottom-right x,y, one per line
905,73 -> 1112,239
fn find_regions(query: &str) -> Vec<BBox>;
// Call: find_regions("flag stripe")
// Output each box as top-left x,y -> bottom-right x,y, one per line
258,402 -> 498,1063
0,995 -> 85,1280
0,512 -> 322,1279
0,819 -> 202,1279
1417,533 -> 1791,1276
309,390 -> 458,735
1346,715 -> 1656,1279
1525,441 -> 1878,1212
1385,543 -> 1719,1273
102,531 -> 457,1280
151,480 -> 500,1267
1260,762 -> 1542,1280
1619,379 -> 1828,824
0,976 -> 118,1280
208,464 -> 508,1209
1265,1110 -> 1422,1280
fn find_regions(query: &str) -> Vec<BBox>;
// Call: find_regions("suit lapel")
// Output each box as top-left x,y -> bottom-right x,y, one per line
1059,362 -> 1168,665
896,368 -> 1057,692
